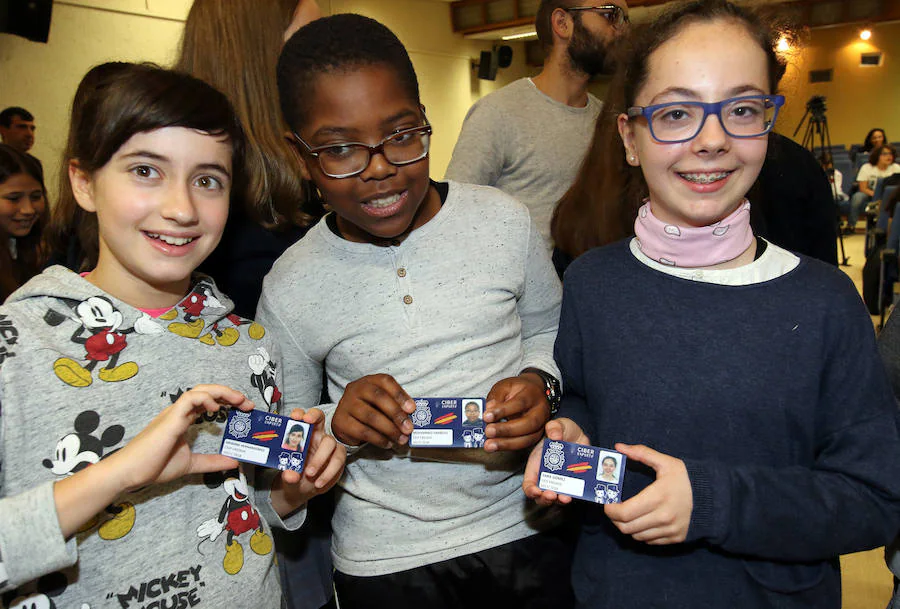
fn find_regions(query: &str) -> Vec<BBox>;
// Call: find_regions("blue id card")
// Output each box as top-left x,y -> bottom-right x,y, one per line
537,439 -> 626,504
408,397 -> 486,448
220,409 -> 311,473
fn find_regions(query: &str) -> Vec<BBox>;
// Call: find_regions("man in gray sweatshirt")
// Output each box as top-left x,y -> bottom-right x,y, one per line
445,0 -> 629,246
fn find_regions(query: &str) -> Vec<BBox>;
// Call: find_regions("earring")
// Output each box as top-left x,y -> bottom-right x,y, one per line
628,155 -> 638,165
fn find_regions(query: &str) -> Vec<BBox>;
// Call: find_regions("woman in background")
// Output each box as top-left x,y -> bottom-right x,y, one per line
175,0 -> 324,319
862,128 -> 888,155
0,143 -> 46,301
844,144 -> 900,234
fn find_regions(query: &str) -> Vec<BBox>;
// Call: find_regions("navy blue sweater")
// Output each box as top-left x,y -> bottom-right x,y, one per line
557,240 -> 900,608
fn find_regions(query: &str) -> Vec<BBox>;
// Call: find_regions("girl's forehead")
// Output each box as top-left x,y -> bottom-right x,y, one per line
640,19 -> 767,99
112,127 -> 233,159
0,173 -> 42,190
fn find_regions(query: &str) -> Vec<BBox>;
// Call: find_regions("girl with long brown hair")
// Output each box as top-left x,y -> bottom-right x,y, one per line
527,2 -> 900,607
175,0 -> 324,318
176,5 -> 336,609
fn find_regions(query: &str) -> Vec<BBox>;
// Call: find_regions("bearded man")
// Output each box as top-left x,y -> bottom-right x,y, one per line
445,1 -> 629,247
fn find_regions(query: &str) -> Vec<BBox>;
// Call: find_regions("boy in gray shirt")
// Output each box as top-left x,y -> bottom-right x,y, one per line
263,15 -> 572,608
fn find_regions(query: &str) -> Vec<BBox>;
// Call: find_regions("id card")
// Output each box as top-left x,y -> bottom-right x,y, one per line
408,397 -> 486,448
220,409 -> 311,473
537,439 -> 626,504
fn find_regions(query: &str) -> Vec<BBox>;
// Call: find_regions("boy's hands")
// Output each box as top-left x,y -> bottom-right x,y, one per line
604,443 -> 693,545
332,371 -> 553,452
272,408 -> 346,516
522,417 -> 590,505
482,372 -> 551,452
108,384 -> 254,492
331,374 -> 416,448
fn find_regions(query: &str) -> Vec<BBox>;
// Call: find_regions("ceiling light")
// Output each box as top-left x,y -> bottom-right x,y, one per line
502,31 -> 537,41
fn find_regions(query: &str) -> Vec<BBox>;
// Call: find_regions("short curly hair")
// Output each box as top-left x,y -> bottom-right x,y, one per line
869,144 -> 897,167
277,13 -> 420,132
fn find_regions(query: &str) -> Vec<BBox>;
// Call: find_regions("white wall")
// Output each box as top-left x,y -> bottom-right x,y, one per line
0,0 -> 531,198
0,0 -> 191,196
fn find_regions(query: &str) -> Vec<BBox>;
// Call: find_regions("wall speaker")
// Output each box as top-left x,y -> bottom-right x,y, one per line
476,45 -> 514,81
477,50 -> 499,81
860,52 -> 882,67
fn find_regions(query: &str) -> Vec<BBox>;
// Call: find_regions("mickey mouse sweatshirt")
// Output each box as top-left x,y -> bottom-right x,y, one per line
0,267 -> 299,609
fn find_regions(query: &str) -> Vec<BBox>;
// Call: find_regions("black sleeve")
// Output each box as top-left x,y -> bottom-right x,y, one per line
552,247 -> 574,281
753,134 -> 838,266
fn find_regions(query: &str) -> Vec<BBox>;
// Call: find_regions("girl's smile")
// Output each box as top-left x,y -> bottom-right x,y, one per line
142,229 -> 203,255
676,168 -> 734,193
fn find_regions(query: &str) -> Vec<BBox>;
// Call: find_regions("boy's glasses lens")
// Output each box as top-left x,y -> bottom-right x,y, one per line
311,127 -> 431,179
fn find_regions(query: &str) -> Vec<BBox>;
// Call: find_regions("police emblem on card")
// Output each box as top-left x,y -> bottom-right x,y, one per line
408,397 -> 486,448
220,409 -> 311,473
537,438 -> 626,503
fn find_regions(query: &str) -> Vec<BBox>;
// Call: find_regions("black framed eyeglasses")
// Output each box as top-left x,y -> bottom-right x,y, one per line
564,5 -> 630,28
292,120 -> 433,179
626,95 -> 786,144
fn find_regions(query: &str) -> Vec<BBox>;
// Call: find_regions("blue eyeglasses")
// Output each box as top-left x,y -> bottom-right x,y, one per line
627,95 -> 786,144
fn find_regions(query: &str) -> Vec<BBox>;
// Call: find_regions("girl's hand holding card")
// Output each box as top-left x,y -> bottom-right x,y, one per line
522,417 -> 591,506
604,443 -> 693,546
271,408 -> 346,517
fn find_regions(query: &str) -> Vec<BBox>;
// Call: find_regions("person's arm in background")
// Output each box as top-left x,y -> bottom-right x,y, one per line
444,99 -> 506,186
797,145 -> 840,265
754,133 -> 837,265
857,165 -> 875,197
832,169 -> 848,201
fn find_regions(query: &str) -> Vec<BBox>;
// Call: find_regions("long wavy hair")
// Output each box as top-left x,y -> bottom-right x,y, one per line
862,128 -> 887,154
0,143 -> 48,300
552,0 -> 788,260
175,0 -> 314,229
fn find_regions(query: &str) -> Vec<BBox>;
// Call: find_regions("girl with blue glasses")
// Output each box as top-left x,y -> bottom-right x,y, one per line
526,1 -> 900,608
